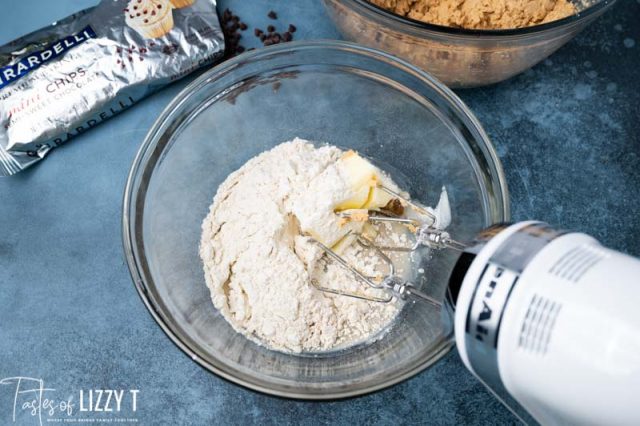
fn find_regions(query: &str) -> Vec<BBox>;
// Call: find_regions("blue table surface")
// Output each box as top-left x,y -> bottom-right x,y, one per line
1,1 -> 638,425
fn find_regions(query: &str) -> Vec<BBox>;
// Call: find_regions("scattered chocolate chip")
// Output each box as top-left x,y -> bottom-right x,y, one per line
221,9 -> 295,56
220,8 -> 247,58
247,47 -> 256,51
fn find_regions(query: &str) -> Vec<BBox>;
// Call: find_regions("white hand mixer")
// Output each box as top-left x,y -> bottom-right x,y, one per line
309,185 -> 640,425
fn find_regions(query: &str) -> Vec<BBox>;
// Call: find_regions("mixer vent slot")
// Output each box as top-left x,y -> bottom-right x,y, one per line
518,294 -> 561,355
548,244 -> 607,283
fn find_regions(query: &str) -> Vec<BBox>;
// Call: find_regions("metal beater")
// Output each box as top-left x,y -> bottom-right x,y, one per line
309,185 -> 467,306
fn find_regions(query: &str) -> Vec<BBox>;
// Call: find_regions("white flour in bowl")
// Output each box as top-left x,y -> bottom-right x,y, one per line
199,138 -> 449,352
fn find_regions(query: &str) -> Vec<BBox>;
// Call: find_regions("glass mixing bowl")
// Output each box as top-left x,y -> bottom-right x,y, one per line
323,0 -> 617,88
122,40 -> 509,398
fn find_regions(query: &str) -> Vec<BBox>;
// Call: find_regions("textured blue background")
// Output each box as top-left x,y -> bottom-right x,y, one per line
1,1 -> 638,425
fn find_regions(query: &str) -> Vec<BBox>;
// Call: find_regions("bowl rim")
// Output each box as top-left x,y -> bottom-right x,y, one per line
339,0 -> 616,37
122,39 -> 510,399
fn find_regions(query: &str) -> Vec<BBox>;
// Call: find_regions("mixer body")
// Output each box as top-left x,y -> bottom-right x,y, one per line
449,221 -> 640,425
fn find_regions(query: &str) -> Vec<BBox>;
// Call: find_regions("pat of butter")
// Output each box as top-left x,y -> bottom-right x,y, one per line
334,151 -> 394,212
297,150 -> 401,253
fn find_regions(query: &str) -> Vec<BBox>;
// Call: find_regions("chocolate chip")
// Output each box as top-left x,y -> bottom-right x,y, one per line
220,8 -> 247,58
254,28 -> 263,37
283,31 -> 292,42
267,25 -> 275,33
288,24 -> 297,33
268,11 -> 277,19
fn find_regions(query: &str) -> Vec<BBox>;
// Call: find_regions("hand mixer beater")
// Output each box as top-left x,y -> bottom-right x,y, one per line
309,184 -> 465,306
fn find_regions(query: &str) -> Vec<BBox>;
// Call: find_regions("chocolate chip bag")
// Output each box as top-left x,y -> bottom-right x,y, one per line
0,0 -> 224,176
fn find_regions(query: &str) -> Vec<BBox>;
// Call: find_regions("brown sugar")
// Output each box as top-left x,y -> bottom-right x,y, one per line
369,0 -> 577,29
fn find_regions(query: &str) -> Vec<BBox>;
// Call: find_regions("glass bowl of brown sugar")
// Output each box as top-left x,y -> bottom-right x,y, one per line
324,0 -> 617,88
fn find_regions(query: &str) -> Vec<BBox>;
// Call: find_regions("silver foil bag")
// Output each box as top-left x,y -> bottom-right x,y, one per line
0,0 -> 224,176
